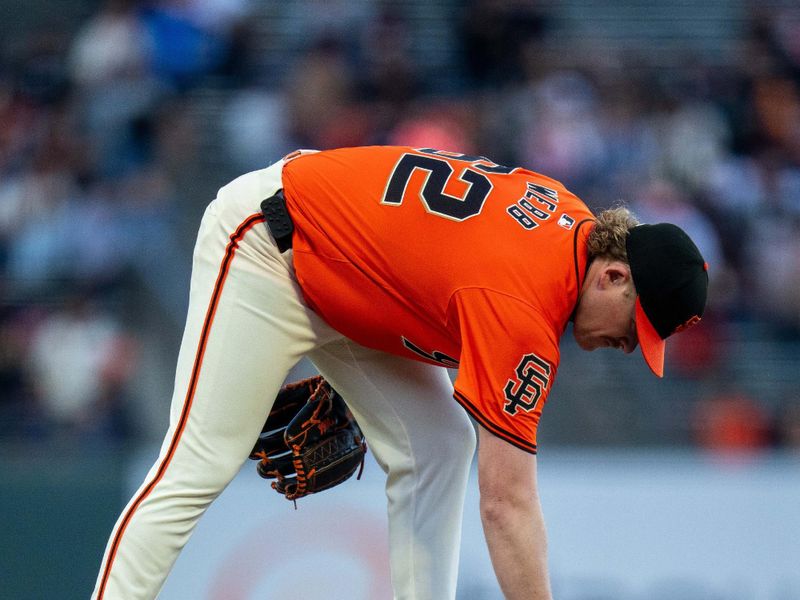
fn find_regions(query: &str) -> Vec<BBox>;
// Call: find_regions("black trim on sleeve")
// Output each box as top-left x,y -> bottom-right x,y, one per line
453,390 -> 538,454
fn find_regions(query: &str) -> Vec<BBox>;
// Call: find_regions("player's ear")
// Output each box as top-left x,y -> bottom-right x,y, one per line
599,261 -> 632,288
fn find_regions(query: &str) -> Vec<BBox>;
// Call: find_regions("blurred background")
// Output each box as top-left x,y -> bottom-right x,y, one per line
1,0 -> 798,598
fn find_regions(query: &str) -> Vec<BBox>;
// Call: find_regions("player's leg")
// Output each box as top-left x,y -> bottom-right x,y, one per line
309,340 -> 477,600
92,163 -> 337,599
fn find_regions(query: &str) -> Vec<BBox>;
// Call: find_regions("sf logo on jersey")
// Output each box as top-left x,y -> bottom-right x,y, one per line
503,353 -> 552,415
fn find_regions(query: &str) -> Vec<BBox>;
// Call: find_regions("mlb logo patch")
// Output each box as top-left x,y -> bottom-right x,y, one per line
558,214 -> 575,230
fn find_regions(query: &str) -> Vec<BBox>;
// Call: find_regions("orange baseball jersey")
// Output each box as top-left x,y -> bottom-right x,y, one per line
281,146 -> 595,453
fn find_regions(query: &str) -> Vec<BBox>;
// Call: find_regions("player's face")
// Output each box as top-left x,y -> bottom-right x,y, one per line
573,261 -> 639,354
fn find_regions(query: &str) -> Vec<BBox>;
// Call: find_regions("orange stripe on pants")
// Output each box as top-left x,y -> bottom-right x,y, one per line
96,214 -> 265,598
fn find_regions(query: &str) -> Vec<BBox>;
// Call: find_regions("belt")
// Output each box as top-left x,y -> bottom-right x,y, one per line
260,189 -> 294,253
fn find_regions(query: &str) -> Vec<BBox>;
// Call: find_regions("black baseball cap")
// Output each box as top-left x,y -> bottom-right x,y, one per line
626,223 -> 709,377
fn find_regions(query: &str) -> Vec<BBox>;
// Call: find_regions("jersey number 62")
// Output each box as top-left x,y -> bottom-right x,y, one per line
381,149 -> 514,221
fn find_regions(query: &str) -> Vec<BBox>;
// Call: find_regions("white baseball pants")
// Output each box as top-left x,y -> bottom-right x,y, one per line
92,160 -> 476,599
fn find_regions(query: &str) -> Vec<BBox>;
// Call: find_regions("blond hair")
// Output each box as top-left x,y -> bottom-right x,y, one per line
586,206 -> 640,263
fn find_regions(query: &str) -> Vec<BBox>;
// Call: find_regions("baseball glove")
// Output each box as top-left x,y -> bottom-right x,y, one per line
249,375 -> 367,503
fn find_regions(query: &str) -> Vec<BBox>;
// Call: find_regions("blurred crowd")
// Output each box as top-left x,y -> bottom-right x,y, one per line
0,0 -> 798,451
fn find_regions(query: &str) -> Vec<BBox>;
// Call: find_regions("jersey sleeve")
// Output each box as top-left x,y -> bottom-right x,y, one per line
450,288 -> 561,454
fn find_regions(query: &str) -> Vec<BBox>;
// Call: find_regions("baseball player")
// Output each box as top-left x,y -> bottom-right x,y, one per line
93,146 -> 708,599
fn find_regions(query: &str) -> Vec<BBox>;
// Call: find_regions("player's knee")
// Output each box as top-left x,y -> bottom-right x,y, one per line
439,416 -> 477,467
165,449 -> 245,494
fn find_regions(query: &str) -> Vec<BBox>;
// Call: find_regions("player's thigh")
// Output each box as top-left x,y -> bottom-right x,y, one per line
308,340 -> 476,471
164,172 -> 338,482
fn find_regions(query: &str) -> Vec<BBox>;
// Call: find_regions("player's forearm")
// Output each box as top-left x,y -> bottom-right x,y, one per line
480,494 -> 552,600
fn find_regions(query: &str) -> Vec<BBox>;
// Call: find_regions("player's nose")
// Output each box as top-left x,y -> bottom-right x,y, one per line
616,335 -> 638,354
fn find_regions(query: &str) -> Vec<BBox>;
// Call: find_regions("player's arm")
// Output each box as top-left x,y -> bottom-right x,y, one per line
477,425 -> 552,600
